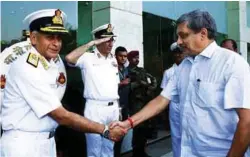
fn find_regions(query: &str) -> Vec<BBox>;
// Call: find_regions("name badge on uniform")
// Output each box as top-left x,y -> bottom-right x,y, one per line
93,63 -> 101,66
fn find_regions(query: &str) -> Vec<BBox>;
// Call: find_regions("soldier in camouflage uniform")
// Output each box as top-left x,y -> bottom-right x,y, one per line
127,50 -> 157,157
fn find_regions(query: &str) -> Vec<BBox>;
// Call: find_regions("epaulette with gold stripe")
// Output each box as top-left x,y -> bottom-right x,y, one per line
26,53 -> 39,68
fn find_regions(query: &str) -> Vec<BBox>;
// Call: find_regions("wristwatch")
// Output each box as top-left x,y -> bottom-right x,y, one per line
101,125 -> 110,139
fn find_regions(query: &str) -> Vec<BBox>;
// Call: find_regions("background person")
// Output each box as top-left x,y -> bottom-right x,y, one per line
127,50 -> 157,157
160,42 -> 185,157
114,46 -> 130,157
65,23 -> 121,157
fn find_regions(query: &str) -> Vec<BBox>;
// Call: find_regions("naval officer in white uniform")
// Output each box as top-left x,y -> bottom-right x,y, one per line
65,24 -> 120,157
160,42 -> 185,157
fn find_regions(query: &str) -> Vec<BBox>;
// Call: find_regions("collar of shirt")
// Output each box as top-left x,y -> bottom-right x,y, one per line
93,48 -> 113,59
184,41 -> 218,64
31,46 -> 57,70
95,48 -> 113,59
198,41 -> 217,59
119,66 -> 128,80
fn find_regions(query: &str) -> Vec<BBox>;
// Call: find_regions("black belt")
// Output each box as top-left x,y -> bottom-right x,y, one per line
108,102 -> 114,106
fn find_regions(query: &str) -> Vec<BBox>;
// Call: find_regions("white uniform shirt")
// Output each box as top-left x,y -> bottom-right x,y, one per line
161,41 -> 250,156
2,46 -> 61,132
161,64 -> 179,103
161,64 -> 177,89
76,48 -> 120,101
161,63 -> 181,157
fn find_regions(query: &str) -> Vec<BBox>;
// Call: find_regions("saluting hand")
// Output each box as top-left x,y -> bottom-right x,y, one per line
92,37 -> 112,46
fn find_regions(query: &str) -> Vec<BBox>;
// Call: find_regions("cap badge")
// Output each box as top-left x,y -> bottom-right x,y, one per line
52,9 -> 63,25
107,24 -> 112,33
0,75 -> 6,90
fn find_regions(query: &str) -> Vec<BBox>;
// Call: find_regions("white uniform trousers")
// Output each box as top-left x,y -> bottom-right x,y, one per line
169,102 -> 181,157
0,130 -> 56,157
84,100 -> 119,157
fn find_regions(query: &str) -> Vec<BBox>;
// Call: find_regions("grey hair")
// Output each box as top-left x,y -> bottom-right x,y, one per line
176,10 -> 217,39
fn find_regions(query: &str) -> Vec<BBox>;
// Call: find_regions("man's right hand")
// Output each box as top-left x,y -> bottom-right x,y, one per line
108,125 -> 127,142
65,37 -> 112,64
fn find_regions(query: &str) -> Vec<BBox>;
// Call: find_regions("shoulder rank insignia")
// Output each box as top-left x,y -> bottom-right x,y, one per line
26,53 -> 39,68
0,74 -> 6,89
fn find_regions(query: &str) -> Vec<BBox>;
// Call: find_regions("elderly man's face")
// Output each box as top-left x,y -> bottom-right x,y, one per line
30,32 -> 62,60
176,22 -> 204,55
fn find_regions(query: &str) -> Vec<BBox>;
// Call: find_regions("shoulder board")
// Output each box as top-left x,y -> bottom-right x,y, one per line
26,53 -> 39,68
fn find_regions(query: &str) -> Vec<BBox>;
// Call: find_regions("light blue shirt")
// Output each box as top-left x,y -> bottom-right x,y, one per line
161,41 -> 250,157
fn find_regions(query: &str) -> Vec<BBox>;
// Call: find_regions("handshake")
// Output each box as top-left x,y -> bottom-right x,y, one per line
103,118 -> 133,142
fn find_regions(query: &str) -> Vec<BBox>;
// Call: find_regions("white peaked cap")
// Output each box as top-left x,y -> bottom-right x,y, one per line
23,9 -> 67,25
170,42 -> 179,51
92,23 -> 112,34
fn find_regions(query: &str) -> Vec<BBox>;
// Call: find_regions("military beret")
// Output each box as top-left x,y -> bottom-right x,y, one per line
92,23 -> 117,39
127,50 -> 139,60
23,9 -> 68,35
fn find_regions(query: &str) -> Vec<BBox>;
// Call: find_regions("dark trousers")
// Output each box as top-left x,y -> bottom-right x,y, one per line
132,127 -> 148,157
114,107 -> 129,157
